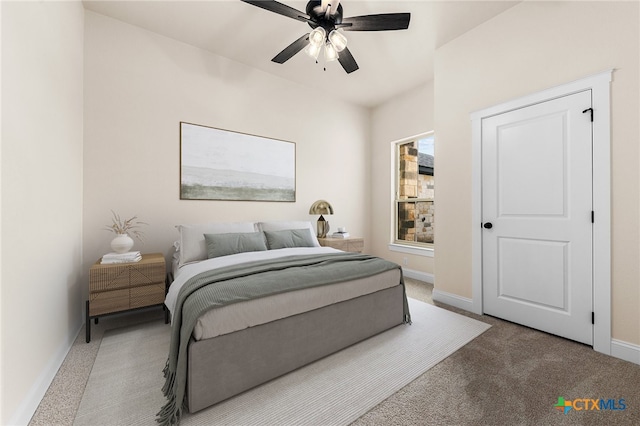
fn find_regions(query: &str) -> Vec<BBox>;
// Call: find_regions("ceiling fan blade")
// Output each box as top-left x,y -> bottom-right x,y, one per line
340,13 -> 411,31
272,33 -> 310,64
338,47 -> 359,74
240,0 -> 310,23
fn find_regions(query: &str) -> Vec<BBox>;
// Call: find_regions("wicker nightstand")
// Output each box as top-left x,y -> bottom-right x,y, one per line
317,237 -> 364,253
85,253 -> 167,342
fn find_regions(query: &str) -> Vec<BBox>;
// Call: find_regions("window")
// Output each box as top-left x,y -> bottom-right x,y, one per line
394,133 -> 434,248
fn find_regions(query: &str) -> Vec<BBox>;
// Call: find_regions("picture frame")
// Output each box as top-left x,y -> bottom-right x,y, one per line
180,122 -> 296,202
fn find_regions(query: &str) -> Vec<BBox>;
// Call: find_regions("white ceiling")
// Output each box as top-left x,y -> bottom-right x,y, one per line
83,0 -> 519,107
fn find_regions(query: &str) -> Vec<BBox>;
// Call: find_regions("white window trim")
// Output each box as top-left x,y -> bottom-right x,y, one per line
389,131 -> 435,252
388,243 -> 434,257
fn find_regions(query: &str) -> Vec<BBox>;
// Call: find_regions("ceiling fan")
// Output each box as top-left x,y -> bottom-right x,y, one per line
240,0 -> 411,74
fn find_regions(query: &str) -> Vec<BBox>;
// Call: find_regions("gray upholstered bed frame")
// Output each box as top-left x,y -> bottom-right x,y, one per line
186,284 -> 405,413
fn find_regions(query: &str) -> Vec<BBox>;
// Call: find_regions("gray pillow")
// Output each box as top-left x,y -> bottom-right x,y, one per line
264,229 -> 316,250
204,232 -> 268,258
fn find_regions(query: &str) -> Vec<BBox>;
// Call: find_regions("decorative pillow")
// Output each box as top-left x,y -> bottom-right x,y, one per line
257,221 -> 320,247
176,222 -> 257,265
264,229 -> 316,250
204,232 -> 268,258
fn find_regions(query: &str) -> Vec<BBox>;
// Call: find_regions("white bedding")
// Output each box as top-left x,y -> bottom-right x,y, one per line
166,247 -> 340,313
165,247 -> 401,341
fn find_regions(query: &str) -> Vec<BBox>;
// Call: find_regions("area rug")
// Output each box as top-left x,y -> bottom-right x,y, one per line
74,298 -> 490,425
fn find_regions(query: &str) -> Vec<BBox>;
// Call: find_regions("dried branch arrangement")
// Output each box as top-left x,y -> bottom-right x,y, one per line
104,210 -> 147,241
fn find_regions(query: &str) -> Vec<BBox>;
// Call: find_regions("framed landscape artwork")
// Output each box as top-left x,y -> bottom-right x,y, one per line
180,122 -> 296,201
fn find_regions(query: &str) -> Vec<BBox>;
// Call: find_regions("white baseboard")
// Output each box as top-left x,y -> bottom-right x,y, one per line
432,289 -> 474,312
611,339 -> 640,365
8,322 -> 82,425
432,289 -> 640,366
401,267 -> 434,284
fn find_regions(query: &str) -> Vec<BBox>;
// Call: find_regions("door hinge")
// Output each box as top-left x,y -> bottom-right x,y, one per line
591,211 -> 595,223
583,108 -> 594,122
592,312 -> 595,324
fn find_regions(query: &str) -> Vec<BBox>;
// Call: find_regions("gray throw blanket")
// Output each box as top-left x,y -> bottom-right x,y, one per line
157,252 -> 411,425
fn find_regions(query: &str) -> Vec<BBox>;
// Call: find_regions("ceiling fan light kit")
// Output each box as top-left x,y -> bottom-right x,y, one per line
240,0 -> 411,74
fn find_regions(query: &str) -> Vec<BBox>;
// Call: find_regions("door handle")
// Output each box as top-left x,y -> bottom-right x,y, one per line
483,222 -> 493,229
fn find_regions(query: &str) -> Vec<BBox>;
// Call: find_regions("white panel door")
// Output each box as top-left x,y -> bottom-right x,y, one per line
482,90 -> 593,345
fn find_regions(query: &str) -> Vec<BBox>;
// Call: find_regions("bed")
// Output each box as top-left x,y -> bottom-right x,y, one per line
158,221 -> 410,425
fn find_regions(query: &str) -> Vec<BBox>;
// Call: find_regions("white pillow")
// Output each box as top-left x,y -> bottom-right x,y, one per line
257,221 -> 320,247
176,222 -> 257,266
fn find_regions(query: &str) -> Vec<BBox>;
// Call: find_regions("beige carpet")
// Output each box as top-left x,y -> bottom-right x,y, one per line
74,298 -> 490,425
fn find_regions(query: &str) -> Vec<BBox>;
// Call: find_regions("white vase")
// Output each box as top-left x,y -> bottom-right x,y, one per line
111,234 -> 134,254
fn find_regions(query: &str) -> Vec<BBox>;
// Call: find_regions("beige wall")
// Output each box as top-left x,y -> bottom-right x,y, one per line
82,11 -> 371,290
5,2 -> 636,422
1,1 -> 85,423
434,1 -> 639,344
370,82 -> 434,275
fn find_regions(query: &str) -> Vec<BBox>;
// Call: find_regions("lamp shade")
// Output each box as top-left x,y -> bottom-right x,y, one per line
324,42 -> 339,62
309,200 -> 334,215
328,30 -> 347,52
304,43 -> 322,60
309,27 -> 326,47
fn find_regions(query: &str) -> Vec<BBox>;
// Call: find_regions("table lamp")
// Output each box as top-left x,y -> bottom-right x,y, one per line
309,200 -> 334,238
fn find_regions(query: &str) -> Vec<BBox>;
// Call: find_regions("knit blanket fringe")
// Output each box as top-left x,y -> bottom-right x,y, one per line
155,253 -> 410,425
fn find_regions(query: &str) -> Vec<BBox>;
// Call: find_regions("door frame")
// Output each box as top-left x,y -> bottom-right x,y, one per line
470,70 -> 613,355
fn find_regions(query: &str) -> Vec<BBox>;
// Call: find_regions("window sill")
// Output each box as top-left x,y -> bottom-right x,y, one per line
388,243 -> 434,257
